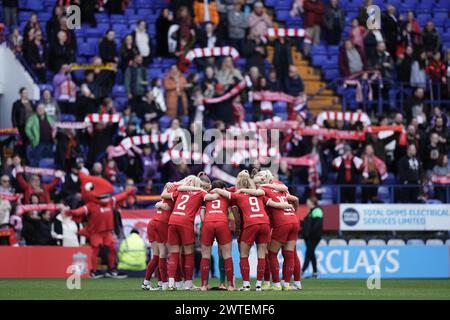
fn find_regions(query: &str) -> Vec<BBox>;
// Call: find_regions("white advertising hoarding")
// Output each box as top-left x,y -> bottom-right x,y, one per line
339,204 -> 450,231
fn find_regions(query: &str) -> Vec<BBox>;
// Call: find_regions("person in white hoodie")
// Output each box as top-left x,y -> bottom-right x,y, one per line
51,210 -> 86,247
150,77 -> 167,113
132,20 -> 152,66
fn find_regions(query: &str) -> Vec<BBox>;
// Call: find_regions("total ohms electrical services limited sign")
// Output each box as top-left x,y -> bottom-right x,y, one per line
340,204 -> 450,231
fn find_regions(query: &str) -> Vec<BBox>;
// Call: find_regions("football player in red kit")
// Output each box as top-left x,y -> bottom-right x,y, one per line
200,180 -> 234,291
213,171 -> 294,291
161,175 -> 208,290
254,170 -> 300,290
66,173 -> 135,279
142,182 -> 176,290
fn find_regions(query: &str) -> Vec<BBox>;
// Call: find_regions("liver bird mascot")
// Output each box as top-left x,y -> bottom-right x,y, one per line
66,173 -> 135,279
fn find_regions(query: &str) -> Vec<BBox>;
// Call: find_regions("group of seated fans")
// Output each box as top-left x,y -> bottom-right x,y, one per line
143,169 -> 307,291
0,0 -> 449,283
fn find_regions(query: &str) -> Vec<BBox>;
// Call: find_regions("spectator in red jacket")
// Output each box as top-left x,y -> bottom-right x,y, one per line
426,51 -> 447,101
15,168 -> 63,204
303,0 -> 325,56
339,40 -> 368,77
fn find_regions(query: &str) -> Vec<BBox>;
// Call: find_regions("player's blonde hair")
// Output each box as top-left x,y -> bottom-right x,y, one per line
236,170 -> 257,190
179,175 -> 203,187
252,170 -> 274,185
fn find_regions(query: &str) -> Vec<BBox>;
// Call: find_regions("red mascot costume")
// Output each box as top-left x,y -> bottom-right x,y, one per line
66,173 -> 135,279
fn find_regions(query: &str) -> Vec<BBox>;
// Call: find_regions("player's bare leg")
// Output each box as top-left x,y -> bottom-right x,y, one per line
220,242 -> 235,291
142,242 -> 160,290
255,243 -> 268,291
200,245 -> 212,291
238,242 -> 251,291
182,244 -> 198,290
268,240 -> 283,290
168,244 -> 180,290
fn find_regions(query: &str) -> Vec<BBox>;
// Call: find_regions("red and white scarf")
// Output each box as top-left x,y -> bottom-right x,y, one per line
107,134 -> 170,158
16,204 -> 65,215
0,192 -> 23,202
362,155 -> 388,180
85,113 -> 126,135
203,79 -> 247,104
161,149 -> 212,165
54,122 -> 90,130
431,175 -> 450,185
265,28 -> 312,44
21,166 -> 63,177
185,46 -> 240,64
316,111 -> 371,126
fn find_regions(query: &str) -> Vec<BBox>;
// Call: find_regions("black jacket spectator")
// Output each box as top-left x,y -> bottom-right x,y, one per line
422,22 -> 442,54
324,0 -> 345,45
99,32 -> 118,63
120,35 -> 139,72
381,7 -> 399,57
243,36 -> 267,75
156,9 -> 173,57
273,38 -> 292,82
11,94 -> 34,139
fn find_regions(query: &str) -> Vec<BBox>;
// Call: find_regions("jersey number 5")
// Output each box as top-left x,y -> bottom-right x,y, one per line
211,199 -> 221,210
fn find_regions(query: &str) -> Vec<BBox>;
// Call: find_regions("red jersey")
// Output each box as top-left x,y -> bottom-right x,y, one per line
262,187 -> 298,227
168,189 -> 207,227
204,195 -> 230,223
83,199 -> 116,234
153,184 -> 178,223
230,193 -> 269,228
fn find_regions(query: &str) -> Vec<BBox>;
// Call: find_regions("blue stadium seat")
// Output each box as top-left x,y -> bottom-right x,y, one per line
276,10 -> 290,22
78,42 -> 96,57
25,0 -> 44,11
159,115 -> 174,130
60,114 -> 76,122
112,85 -> 127,97
39,158 -> 55,169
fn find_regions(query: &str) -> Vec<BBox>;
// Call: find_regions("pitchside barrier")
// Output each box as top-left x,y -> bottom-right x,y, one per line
0,204 -> 449,279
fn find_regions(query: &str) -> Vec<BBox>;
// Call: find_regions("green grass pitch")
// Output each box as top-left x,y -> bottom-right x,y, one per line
1,278 -> 450,300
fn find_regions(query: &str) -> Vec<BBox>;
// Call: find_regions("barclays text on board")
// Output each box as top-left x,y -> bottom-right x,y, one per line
210,241 -> 450,279
340,204 -> 450,231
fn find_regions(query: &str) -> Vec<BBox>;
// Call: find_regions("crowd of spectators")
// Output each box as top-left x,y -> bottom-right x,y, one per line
0,0 -> 449,248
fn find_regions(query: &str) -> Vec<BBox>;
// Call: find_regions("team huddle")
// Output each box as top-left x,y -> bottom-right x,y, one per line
143,170 -> 303,292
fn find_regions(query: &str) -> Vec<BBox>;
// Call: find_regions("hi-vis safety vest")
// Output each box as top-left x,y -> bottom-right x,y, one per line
117,233 -> 147,271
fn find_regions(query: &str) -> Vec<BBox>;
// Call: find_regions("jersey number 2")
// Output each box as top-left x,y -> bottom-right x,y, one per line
177,195 -> 190,210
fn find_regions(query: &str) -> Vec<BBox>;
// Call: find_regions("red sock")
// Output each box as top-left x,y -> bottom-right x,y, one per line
282,248 -> 287,280
183,253 -> 194,281
180,253 -> 185,278
168,252 -> 179,279
91,246 -> 100,271
159,257 -> 168,282
264,254 -> 271,281
224,258 -> 234,287
268,251 -> 280,283
145,255 -> 159,281
239,257 -> 250,282
257,258 -> 266,281
283,250 -> 295,283
294,250 -> 301,281
200,258 -> 210,286
107,244 -> 117,270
